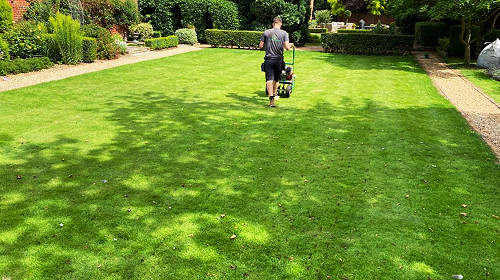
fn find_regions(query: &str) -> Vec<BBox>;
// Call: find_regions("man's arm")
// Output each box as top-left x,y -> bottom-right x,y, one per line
259,40 -> 265,49
284,40 -> 292,50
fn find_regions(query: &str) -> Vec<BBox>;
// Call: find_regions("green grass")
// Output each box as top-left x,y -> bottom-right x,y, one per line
444,57 -> 500,105
1,49 -> 499,280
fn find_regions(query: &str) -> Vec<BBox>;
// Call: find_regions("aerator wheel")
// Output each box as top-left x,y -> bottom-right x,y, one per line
285,85 -> 292,98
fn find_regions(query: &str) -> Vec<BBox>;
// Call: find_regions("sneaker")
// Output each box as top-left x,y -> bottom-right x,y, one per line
269,99 -> 276,107
274,94 -> 280,101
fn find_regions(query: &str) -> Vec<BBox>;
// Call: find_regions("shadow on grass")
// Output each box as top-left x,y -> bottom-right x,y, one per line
1,90 -> 499,279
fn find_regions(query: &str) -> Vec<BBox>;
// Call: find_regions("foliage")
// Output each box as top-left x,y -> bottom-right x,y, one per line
328,0 -> 384,16
386,0 -> 433,34
315,10 -> 331,25
0,56 -> 53,75
414,22 -> 446,46
139,0 -> 239,43
144,35 -> 178,50
249,0 -> 309,46
449,25 -> 480,57
174,28 -> 197,45
81,0 -> 139,31
41,33 -> 60,62
205,29 -> 262,49
129,22 -> 154,40
152,31 -> 162,38
0,37 -> 9,60
82,23 -> 118,59
437,37 -> 450,54
373,20 -> 388,34
4,21 -> 45,59
23,0 -> 70,24
0,0 -> 12,33
307,32 -> 321,43
309,27 -> 328,33
484,29 -> 500,42
112,34 -> 127,55
321,33 -> 414,54
49,13 -> 82,65
82,36 -> 97,62
429,0 -> 500,65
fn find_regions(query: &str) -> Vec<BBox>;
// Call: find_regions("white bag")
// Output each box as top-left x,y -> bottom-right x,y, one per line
477,38 -> 500,68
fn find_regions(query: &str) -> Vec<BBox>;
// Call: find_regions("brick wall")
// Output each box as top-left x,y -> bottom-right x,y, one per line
8,0 -> 30,22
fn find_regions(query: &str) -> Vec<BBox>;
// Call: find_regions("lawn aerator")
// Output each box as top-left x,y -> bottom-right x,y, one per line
266,46 -> 296,98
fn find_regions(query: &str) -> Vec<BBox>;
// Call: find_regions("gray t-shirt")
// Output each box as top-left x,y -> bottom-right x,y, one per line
260,28 -> 289,58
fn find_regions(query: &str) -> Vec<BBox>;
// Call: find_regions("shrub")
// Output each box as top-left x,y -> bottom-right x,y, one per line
449,25 -> 480,57
321,33 -> 414,55
49,12 -> 83,64
81,0 -> 139,31
337,29 -> 372,33
129,22 -> 154,40
144,35 -> 178,50
152,31 -> 162,38
0,0 -> 13,33
112,34 -> 127,55
82,36 -> 97,62
42,33 -> 61,61
0,57 -> 53,76
414,22 -> 446,46
373,20 -> 389,34
308,33 -> 321,44
205,29 -> 262,49
5,21 -> 45,59
139,0 -> 240,43
437,37 -> 450,55
175,28 -> 197,45
0,38 -> 9,60
309,28 -> 328,33
315,10 -> 330,25
82,23 -> 118,59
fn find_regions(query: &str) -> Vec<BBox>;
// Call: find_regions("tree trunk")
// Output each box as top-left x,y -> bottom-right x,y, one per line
310,0 -> 314,21
464,44 -> 471,66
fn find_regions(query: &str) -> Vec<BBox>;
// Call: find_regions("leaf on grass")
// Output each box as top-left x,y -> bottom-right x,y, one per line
220,214 -> 226,218
289,256 -> 294,262
230,234 -> 237,240
492,215 -> 499,219
461,204 -> 467,208
188,234 -> 194,238
405,195 -> 409,198
460,213 -> 468,217
16,175 -> 22,179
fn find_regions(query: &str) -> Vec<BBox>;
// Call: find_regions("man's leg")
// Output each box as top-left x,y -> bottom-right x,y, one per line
266,80 -> 276,107
273,81 -> 280,97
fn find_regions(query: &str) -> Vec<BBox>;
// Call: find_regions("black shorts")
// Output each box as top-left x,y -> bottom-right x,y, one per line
264,58 -> 284,82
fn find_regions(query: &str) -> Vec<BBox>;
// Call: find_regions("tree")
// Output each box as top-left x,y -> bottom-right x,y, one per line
0,0 -> 13,33
429,0 -> 500,65
327,0 -> 384,18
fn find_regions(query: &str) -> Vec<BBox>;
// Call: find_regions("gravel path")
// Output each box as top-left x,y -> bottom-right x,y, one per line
415,52 -> 500,161
0,44 -> 207,92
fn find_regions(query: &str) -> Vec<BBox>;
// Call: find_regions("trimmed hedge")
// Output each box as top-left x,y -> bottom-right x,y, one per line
309,28 -> 328,33
82,37 -> 97,63
0,57 -> 53,76
414,22 -> 446,46
449,25 -> 480,57
205,29 -> 262,49
321,33 -> 414,55
337,29 -> 372,33
308,33 -> 321,44
144,35 -> 178,50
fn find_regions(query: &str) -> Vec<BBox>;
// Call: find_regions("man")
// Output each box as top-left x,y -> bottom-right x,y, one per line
259,17 -> 293,107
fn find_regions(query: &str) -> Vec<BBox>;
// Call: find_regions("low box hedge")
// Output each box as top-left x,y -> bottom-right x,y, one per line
309,28 -> 328,33
144,36 -> 179,50
321,33 -> 414,55
337,29 -> 372,33
414,22 -> 446,46
0,57 -> 53,76
205,29 -> 262,49
82,37 -> 97,63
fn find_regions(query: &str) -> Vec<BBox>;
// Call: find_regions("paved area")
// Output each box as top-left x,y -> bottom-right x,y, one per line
0,44 -> 207,92
415,52 -> 500,161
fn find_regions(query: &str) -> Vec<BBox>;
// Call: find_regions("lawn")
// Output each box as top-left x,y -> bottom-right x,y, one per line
444,58 -> 500,105
0,48 -> 499,280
